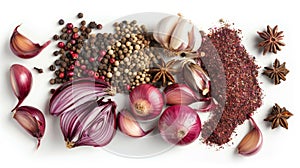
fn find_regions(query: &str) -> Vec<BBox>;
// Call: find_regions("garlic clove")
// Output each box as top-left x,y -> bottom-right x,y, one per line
163,83 -> 200,105
153,15 -> 180,48
13,106 -> 46,149
237,117 -> 263,156
169,18 -> 193,51
117,109 -> 153,137
191,25 -> 202,52
10,64 -> 33,111
10,25 -> 50,59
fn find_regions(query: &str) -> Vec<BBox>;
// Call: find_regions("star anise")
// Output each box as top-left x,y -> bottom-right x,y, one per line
264,103 -> 293,129
257,25 -> 285,55
263,58 -> 289,85
149,59 -> 177,87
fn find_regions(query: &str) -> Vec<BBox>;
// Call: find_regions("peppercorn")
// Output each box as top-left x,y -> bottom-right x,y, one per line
58,19 -> 65,25
49,79 -> 56,84
77,12 -> 83,18
97,24 -> 103,30
49,65 -> 56,71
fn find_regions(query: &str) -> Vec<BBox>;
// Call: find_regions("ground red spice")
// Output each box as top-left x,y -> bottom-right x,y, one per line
199,26 -> 262,146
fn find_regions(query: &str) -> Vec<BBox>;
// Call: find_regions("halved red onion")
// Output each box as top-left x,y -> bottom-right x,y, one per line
61,98 -> 116,148
129,84 -> 164,121
158,105 -> 201,145
49,78 -> 115,116
13,106 -> 45,149
10,64 -> 32,111
117,109 -> 154,138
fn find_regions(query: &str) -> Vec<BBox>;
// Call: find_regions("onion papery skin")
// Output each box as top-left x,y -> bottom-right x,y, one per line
129,84 -> 164,121
49,78 -> 115,116
61,98 -> 117,148
158,105 -> 201,145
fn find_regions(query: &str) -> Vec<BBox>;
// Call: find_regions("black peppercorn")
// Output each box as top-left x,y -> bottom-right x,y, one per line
77,12 -> 83,18
58,19 -> 65,25
49,65 -> 56,71
81,20 -> 86,26
53,34 -> 59,40
53,51 -> 59,56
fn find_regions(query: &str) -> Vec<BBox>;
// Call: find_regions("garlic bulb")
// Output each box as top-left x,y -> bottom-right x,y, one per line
153,14 -> 202,53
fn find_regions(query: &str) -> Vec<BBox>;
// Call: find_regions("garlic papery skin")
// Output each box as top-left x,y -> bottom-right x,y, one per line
153,14 -> 202,53
237,116 -> 263,156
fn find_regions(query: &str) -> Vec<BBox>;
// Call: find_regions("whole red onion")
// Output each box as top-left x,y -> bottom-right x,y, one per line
129,84 -> 164,121
158,105 -> 201,145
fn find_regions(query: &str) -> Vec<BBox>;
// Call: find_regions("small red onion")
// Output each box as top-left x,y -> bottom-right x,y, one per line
158,105 -> 201,145
61,98 -> 116,148
10,64 -> 32,111
49,78 -> 115,116
13,106 -> 46,149
10,25 -> 50,59
117,109 -> 154,137
163,83 -> 201,105
129,84 -> 164,121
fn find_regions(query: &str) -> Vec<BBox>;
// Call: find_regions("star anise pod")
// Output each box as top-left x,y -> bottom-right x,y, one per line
149,59 -> 177,87
263,58 -> 289,85
257,25 -> 285,55
264,103 -> 293,129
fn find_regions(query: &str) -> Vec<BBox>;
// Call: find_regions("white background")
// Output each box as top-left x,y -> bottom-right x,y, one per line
0,0 -> 299,167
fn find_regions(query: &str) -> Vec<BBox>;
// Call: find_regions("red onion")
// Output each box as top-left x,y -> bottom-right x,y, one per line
10,25 -> 50,59
61,98 -> 116,148
117,109 -> 154,137
163,83 -> 201,105
158,105 -> 201,145
129,84 -> 164,121
13,106 -> 46,149
49,78 -> 115,116
10,64 -> 32,111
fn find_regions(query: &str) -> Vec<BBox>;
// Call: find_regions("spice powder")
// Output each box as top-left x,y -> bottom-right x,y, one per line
199,26 -> 263,146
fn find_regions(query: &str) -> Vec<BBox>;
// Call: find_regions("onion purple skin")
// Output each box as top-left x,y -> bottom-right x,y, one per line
129,84 -> 164,121
13,106 -> 46,149
49,77 -> 115,116
158,105 -> 201,145
60,98 -> 117,148
10,64 -> 33,112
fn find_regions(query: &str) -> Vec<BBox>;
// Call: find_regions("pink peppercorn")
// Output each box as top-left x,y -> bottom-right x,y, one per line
89,57 -> 95,62
99,50 -> 106,57
80,65 -> 86,70
126,85 -> 131,90
67,71 -> 74,77
70,39 -> 76,45
72,53 -> 78,59
57,42 -> 65,48
72,33 -> 79,39
69,64 -> 75,70
94,72 -> 100,79
67,29 -> 72,34
88,70 -> 95,77
109,58 -> 115,64
97,56 -> 103,62
100,76 -> 105,80
75,60 -> 80,66
66,23 -> 73,29
59,72 -> 64,78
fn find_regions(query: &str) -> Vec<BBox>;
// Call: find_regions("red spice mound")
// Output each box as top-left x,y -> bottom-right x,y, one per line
199,27 -> 262,146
